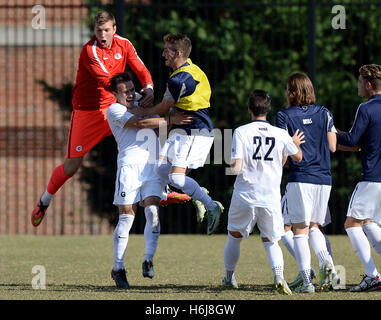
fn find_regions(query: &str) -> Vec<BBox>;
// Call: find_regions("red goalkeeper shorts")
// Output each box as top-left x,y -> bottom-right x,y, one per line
66,108 -> 112,159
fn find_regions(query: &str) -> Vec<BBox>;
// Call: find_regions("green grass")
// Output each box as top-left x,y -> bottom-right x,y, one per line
1,234 -> 381,300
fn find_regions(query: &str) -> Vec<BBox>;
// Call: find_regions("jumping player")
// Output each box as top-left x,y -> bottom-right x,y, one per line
130,33 -> 224,235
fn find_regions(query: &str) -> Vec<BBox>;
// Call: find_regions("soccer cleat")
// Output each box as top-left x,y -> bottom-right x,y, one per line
294,283 -> 315,293
31,198 -> 49,227
318,261 -> 333,291
206,201 -> 224,235
289,268 -> 316,289
159,191 -> 191,206
274,276 -> 292,295
111,269 -> 130,289
192,187 -> 209,223
222,274 -> 238,289
349,274 -> 381,292
142,260 -> 154,279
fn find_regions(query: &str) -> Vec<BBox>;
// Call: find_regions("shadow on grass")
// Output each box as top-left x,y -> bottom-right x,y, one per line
0,283 -> 280,295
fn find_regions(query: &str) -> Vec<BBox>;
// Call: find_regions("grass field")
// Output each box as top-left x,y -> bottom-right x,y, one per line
1,234 -> 381,301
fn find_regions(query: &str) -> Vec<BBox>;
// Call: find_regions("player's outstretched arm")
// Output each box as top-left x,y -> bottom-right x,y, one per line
124,112 -> 192,129
130,98 -> 173,117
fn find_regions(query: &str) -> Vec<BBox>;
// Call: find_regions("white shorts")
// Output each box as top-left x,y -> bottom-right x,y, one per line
347,181 -> 381,224
227,190 -> 284,241
159,131 -> 214,169
281,194 -> 331,227
283,182 -> 331,226
113,164 -> 165,206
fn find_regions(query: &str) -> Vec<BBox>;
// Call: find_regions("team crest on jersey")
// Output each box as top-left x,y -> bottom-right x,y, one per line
114,53 -> 122,60
303,118 -> 313,125
75,145 -> 83,152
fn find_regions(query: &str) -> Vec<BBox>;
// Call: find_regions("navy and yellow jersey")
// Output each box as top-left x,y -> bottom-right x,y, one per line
164,59 -> 213,135
276,104 -> 336,186
337,94 -> 381,182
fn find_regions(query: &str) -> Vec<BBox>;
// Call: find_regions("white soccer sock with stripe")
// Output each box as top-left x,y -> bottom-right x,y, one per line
363,222 -> 381,256
281,229 -> 296,259
263,241 -> 284,278
293,234 -> 312,285
346,226 -> 379,278
309,227 -> 335,272
224,233 -> 242,281
143,205 -> 160,262
113,214 -> 135,271
169,173 -> 217,211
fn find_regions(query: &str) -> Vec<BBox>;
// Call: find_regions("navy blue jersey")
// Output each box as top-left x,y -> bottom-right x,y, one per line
275,104 -> 336,185
337,94 -> 381,182
164,61 -> 213,135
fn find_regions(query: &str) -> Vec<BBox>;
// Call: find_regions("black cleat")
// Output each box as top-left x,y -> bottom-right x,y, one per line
142,260 -> 154,279
111,269 -> 130,289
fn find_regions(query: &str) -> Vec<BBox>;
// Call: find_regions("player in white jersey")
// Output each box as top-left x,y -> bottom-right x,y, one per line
222,90 -> 304,295
107,72 -> 192,288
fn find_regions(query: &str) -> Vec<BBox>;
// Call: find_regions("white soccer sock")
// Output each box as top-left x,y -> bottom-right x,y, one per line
346,227 -> 379,278
324,233 -> 333,257
281,230 -> 296,259
113,214 -> 135,271
263,241 -> 284,278
40,190 -> 54,206
363,222 -> 381,256
224,233 -> 242,280
144,205 -> 160,262
169,173 -> 216,211
309,227 -> 334,270
293,234 -> 312,285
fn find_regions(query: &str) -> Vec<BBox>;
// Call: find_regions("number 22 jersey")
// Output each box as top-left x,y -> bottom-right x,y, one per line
231,120 -> 298,208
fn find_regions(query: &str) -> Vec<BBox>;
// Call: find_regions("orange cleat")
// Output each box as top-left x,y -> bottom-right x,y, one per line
31,198 -> 48,227
159,191 -> 191,206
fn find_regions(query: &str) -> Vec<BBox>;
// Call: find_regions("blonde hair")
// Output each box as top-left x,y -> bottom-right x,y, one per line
286,73 -> 316,107
359,64 -> 381,91
163,33 -> 192,58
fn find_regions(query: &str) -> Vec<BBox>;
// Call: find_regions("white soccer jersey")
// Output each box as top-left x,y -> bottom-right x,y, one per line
107,102 -> 159,167
232,120 -> 298,207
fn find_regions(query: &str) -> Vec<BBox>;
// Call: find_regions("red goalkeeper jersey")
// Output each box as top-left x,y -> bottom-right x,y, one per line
72,34 -> 153,110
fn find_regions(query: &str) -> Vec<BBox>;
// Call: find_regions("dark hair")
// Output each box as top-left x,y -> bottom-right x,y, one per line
286,73 -> 316,106
110,72 -> 133,92
248,90 -> 271,116
94,11 -> 116,27
163,33 -> 192,58
359,64 -> 381,91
